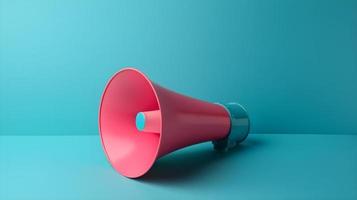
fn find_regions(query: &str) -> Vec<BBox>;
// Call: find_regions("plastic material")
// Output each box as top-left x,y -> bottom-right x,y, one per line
213,103 -> 250,151
135,110 -> 161,133
99,67 -> 250,178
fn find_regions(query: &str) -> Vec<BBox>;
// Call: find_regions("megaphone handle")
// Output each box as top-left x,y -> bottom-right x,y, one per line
213,103 -> 250,152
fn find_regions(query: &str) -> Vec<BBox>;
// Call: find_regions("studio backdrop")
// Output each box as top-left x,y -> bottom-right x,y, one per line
0,0 -> 356,136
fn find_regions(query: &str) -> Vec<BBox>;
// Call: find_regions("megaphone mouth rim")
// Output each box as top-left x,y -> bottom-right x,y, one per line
98,67 -> 162,178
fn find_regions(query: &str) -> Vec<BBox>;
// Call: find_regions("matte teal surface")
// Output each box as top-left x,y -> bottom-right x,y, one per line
1,0 -> 357,135
1,134 -> 356,199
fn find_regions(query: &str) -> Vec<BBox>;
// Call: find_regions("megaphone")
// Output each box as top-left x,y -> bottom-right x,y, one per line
99,68 -> 250,178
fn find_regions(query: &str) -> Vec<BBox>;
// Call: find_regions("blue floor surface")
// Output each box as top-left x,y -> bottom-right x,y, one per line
1,134 -> 356,199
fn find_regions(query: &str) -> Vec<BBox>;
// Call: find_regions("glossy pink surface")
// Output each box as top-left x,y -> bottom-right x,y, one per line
99,68 -> 231,178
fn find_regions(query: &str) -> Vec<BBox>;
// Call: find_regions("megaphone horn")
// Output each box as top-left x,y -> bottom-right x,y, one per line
99,68 -> 250,178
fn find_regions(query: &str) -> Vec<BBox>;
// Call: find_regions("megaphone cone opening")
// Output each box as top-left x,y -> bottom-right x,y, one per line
99,68 -> 162,178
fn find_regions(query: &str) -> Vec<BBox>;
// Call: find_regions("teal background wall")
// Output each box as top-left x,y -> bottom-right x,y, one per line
0,0 -> 356,135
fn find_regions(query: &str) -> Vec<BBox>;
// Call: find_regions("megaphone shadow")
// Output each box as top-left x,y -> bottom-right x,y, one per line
140,137 -> 265,184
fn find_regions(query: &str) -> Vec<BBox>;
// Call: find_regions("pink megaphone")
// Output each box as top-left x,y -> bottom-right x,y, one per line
99,68 -> 250,178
